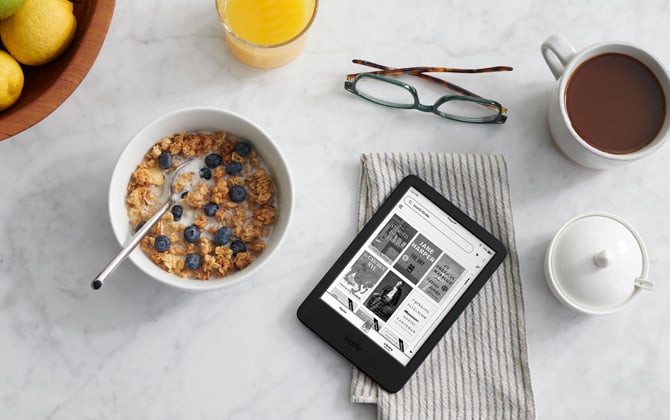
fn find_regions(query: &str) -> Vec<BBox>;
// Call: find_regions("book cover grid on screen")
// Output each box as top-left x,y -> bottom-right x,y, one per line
319,185 -> 497,366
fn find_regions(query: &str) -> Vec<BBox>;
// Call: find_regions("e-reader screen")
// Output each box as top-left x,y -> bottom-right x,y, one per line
318,185 -> 497,366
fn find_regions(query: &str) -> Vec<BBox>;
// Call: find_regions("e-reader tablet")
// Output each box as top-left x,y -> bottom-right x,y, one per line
297,175 -> 507,393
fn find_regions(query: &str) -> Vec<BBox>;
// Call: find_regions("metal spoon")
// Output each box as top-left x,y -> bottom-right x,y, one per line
92,159 -> 195,290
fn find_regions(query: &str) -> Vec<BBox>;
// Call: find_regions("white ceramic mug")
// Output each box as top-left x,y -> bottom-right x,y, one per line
541,34 -> 670,169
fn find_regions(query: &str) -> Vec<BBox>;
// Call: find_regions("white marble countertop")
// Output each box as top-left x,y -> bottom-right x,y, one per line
1,0 -> 669,418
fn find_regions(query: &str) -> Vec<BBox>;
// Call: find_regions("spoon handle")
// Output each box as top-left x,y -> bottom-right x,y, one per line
92,198 -> 173,290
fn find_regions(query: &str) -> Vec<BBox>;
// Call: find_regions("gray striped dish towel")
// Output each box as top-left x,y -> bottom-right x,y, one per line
352,153 -> 535,420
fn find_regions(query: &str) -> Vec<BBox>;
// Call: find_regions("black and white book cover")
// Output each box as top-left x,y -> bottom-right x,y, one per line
363,271 -> 412,322
370,214 -> 418,264
393,234 -> 441,284
339,251 -> 387,299
418,253 -> 466,303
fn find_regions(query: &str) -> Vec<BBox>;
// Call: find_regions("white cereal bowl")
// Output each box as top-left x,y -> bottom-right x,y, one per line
108,107 -> 294,291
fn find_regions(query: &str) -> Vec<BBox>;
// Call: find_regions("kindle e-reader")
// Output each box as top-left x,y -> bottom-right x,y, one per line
297,175 -> 507,392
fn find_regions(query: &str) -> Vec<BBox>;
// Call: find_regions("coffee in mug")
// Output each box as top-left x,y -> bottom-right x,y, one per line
565,53 -> 665,154
541,35 -> 670,169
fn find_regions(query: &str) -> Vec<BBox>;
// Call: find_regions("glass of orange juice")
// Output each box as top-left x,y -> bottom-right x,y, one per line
215,0 -> 318,69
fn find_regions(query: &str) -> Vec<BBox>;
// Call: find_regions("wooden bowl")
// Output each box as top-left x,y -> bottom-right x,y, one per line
0,0 -> 115,141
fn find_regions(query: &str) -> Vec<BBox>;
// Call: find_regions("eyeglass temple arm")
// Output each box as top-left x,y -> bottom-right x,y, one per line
347,60 -> 481,98
350,59 -> 511,112
352,60 -> 512,74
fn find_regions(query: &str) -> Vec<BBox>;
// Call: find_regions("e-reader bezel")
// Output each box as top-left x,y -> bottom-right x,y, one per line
297,175 -> 507,393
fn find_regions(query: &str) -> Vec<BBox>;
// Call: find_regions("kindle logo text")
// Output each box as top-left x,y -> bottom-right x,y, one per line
344,335 -> 362,351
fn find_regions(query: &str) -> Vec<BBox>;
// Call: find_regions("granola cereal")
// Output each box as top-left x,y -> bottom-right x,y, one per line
125,131 -> 278,280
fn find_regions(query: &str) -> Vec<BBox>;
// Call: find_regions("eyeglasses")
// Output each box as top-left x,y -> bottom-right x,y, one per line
344,59 -> 513,124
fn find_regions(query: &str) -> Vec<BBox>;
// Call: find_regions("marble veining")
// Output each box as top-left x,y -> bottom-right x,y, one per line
1,0 -> 669,418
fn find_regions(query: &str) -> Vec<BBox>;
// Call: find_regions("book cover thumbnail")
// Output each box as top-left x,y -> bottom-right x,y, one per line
418,253 -> 466,303
363,271 -> 412,323
339,251 -> 387,299
370,214 -> 418,264
393,234 -> 441,284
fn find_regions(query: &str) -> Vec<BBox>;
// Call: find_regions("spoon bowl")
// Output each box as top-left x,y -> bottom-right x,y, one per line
92,159 -> 196,290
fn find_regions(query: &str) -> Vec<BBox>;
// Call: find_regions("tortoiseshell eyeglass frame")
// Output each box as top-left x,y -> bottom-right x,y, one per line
344,59 -> 513,124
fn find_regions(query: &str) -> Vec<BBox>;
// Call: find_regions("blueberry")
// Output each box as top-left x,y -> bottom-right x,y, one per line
225,161 -> 243,175
229,185 -> 247,203
154,235 -> 171,252
171,205 -> 183,221
204,202 -> 219,217
158,151 -> 173,169
199,167 -> 212,180
183,225 -> 201,243
230,239 -> 246,254
214,226 -> 233,246
205,153 -> 222,168
181,191 -> 189,199
185,254 -> 202,270
235,141 -> 252,157
135,221 -> 146,233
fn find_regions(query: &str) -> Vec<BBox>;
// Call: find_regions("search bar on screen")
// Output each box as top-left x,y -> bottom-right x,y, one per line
403,197 -> 474,253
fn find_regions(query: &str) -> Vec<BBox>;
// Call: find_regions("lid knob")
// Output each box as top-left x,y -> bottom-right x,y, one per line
593,249 -> 612,268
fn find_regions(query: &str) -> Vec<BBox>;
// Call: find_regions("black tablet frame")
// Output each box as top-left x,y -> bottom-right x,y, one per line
297,175 -> 507,393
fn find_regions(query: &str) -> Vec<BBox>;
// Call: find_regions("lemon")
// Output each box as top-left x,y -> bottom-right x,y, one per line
0,50 -> 24,111
0,0 -> 25,20
0,0 -> 77,66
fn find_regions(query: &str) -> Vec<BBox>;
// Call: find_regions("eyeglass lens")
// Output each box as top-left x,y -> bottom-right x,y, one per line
435,100 -> 500,120
355,76 -> 415,107
355,75 -> 500,120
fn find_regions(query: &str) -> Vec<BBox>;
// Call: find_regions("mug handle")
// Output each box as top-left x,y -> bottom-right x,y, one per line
541,34 -> 577,80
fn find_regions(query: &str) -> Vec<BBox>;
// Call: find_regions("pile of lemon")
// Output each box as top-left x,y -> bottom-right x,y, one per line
0,0 -> 77,111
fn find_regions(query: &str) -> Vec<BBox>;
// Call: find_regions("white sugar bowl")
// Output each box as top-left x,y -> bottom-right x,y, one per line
544,212 -> 653,314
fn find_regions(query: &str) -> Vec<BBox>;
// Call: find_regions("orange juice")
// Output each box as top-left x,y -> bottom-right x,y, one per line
216,0 -> 318,68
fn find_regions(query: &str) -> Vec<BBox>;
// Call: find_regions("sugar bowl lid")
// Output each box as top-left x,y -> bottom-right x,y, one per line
544,212 -> 653,314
